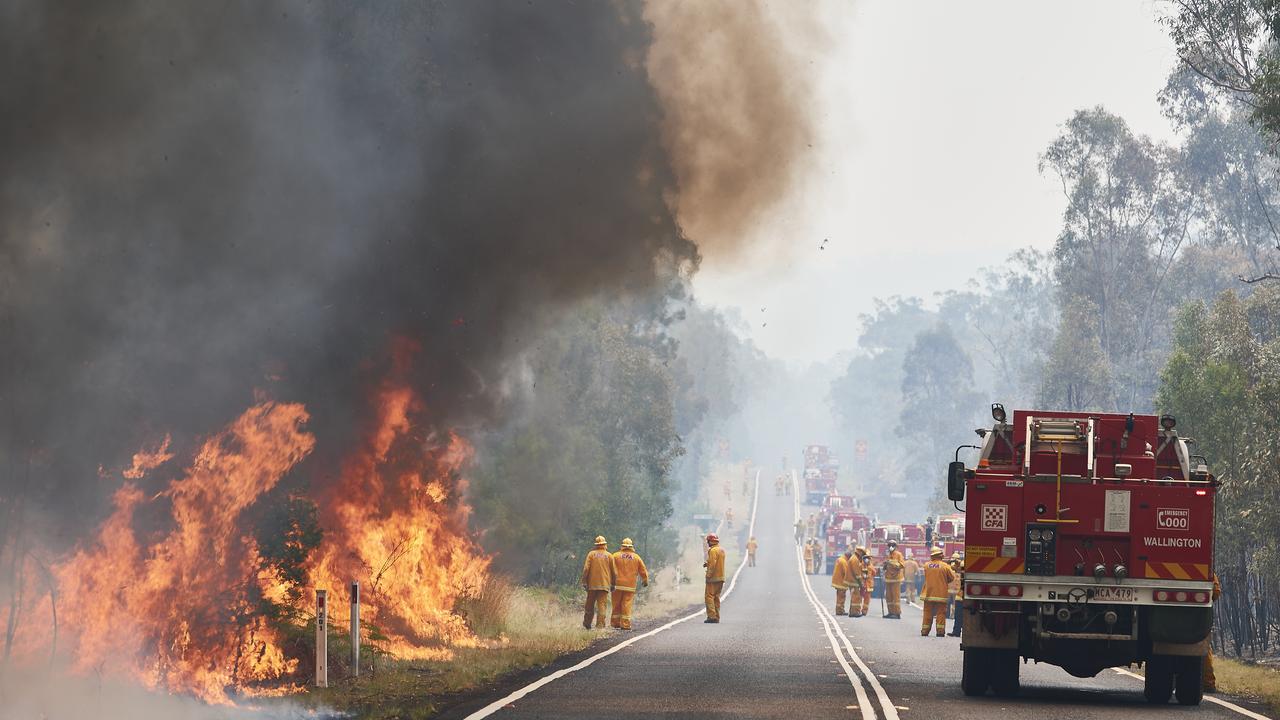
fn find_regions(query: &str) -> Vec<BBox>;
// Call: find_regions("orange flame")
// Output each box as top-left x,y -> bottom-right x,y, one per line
311,381 -> 490,659
15,361 -> 492,705
50,402 -> 314,704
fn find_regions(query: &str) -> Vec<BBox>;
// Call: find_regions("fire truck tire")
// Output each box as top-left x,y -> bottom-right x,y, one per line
1144,656 -> 1174,704
989,650 -> 1020,697
1174,656 -> 1203,706
961,648 -> 991,696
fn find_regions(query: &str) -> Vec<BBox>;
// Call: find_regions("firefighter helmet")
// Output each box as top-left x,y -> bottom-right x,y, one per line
706,533 -> 719,544
621,537 -> 634,549
594,535 -> 607,546
930,547 -> 944,558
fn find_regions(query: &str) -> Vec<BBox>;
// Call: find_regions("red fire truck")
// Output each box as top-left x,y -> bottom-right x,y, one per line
935,513 -> 966,559
824,509 -> 872,573
948,405 -> 1216,705
869,523 -> 929,561
803,444 -> 839,505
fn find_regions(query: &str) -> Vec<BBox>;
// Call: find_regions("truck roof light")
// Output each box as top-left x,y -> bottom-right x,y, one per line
991,403 -> 1006,423
1160,414 -> 1176,430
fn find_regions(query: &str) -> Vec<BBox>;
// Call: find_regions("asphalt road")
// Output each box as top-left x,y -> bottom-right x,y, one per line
450,475 -> 1273,720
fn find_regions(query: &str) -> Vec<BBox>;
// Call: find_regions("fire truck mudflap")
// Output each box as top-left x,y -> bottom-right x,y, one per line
948,406 -> 1217,706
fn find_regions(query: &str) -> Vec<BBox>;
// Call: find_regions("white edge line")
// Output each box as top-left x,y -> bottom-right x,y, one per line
463,469 -> 762,719
1112,668 -> 1274,720
793,474 -> 901,720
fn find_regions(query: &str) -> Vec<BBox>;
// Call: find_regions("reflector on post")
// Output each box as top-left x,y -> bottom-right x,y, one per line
316,589 -> 328,688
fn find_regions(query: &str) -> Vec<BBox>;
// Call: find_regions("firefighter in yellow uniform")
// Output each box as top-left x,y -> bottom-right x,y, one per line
903,555 -> 919,604
948,554 -> 964,636
581,536 -> 616,629
831,548 -> 853,615
610,538 -> 649,630
845,548 -> 865,617
704,533 -> 726,623
920,547 -> 955,636
803,540 -> 814,574
747,536 -> 758,567
882,540 -> 905,619
1204,573 -> 1221,691
854,547 -> 874,617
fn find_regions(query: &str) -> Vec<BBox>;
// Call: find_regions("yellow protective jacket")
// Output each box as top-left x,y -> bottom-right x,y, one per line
705,544 -> 726,582
831,555 -> 853,589
580,548 -> 616,591
883,550 -> 905,582
747,539 -> 758,554
611,550 -> 649,592
921,559 -> 956,602
903,558 -> 919,579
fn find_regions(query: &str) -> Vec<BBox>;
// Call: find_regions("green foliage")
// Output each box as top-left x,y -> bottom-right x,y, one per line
1157,287 -> 1280,656
470,302 -> 683,586
254,493 -> 323,607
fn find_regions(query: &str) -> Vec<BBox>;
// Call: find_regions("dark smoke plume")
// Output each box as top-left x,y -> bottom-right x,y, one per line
0,1 -> 822,539
0,2 -> 704,521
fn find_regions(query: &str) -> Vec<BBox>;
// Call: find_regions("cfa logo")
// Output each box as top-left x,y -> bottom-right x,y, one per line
981,505 -> 1008,532
1156,507 -> 1190,531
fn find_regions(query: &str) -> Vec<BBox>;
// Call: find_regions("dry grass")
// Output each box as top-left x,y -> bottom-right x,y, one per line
1212,656 -> 1280,714
300,585 -> 597,719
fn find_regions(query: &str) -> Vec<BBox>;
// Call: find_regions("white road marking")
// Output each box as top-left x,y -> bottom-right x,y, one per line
1111,668 -> 1274,720
463,470 -> 762,719
795,536 -> 876,720
793,475 -> 902,720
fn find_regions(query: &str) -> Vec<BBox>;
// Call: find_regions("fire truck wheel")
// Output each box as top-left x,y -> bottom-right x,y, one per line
1144,656 -> 1173,704
1174,656 -> 1204,706
990,650 -> 1020,697
961,648 -> 991,696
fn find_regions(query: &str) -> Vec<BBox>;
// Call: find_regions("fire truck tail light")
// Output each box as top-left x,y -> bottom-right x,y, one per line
1154,589 -> 1208,604
968,583 -> 1022,598
1195,489 -> 1207,496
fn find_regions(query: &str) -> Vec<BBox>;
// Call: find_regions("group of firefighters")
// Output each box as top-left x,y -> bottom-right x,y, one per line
821,540 -> 963,635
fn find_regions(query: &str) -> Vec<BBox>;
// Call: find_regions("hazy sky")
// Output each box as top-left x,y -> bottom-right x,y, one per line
691,1 -> 1179,364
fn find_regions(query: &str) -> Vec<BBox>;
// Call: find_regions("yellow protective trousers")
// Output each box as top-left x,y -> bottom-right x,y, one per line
583,589 -> 610,629
885,581 -> 902,615
610,590 -> 635,629
858,589 -> 871,617
834,588 -> 848,615
705,581 -> 724,621
922,600 -> 947,635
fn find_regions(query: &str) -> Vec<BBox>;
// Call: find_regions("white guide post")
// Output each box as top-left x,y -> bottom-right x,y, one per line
350,581 -> 360,678
316,589 -> 328,688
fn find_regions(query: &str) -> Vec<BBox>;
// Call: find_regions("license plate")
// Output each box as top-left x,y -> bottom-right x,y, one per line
1089,587 -> 1137,602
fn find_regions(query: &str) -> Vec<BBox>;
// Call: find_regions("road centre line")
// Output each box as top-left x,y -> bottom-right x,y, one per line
1111,668 -> 1273,720
793,476 -> 901,720
464,470 -> 761,719
795,535 -> 875,719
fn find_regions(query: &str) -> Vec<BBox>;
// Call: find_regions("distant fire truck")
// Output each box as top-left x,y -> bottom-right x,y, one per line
823,507 -> 871,573
802,444 -> 839,505
935,513 -> 965,559
949,405 -> 1216,705
869,522 -> 928,562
